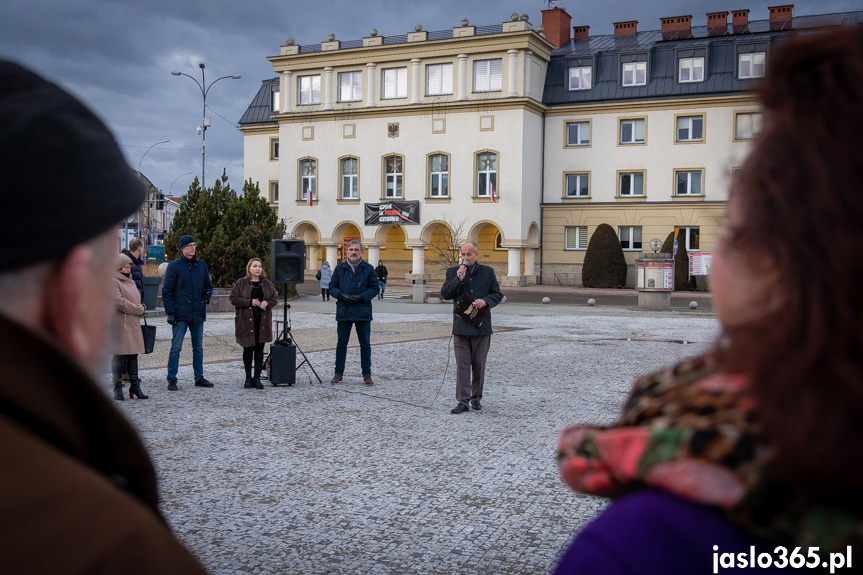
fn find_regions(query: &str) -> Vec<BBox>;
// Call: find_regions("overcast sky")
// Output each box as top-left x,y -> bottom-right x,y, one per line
3,0 -> 861,195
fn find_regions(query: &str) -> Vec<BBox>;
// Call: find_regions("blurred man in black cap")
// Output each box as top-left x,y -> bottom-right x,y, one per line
0,60 -> 207,572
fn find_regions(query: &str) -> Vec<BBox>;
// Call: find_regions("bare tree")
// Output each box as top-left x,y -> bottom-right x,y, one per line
421,216 -> 469,274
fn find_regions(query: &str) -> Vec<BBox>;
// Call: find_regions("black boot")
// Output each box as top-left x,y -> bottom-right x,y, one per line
252,369 -> 264,389
113,381 -> 125,401
244,374 -> 253,389
129,381 -> 149,399
127,356 -> 147,399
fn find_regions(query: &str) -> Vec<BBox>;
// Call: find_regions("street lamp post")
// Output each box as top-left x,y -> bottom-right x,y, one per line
136,139 -> 169,247
171,63 -> 241,187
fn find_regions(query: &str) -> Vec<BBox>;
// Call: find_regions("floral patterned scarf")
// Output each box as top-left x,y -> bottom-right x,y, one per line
557,354 -> 861,559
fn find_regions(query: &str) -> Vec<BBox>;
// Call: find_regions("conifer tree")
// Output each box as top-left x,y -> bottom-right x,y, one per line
164,175 -> 287,288
581,223 -> 628,288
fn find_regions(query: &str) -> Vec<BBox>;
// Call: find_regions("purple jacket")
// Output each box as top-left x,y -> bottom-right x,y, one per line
553,489 -> 784,574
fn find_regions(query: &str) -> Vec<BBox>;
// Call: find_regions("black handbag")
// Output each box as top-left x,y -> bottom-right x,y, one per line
141,315 -> 156,354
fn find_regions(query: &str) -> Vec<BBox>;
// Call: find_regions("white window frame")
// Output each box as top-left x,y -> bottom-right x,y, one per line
565,121 -> 590,147
739,52 -> 766,79
735,112 -> 762,140
341,157 -> 358,199
568,66 -> 592,90
298,75 -> 321,105
676,115 -> 704,142
679,57 -> 704,83
619,172 -> 645,197
269,181 -> 279,204
270,138 -> 279,160
473,59 -> 503,93
622,61 -> 647,86
619,226 -> 643,251
476,152 -> 497,198
565,226 -> 588,250
382,68 -> 407,99
300,159 -> 316,201
426,63 -> 453,96
429,154 -> 449,198
620,118 -> 646,145
675,170 -> 703,196
565,173 -> 589,198
384,155 -> 403,198
271,88 -> 280,112
338,71 -> 363,103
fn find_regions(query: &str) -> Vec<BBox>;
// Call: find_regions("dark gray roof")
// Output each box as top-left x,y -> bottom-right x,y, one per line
238,77 -> 279,126
544,11 -> 863,105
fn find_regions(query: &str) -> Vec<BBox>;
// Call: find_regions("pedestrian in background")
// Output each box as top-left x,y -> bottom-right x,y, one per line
230,257 -> 278,389
375,260 -> 388,299
122,237 -> 145,303
161,234 -> 213,391
318,260 -> 332,301
554,27 -> 863,574
111,253 -> 148,400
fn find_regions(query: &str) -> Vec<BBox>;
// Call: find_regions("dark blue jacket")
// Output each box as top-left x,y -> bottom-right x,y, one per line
121,249 -> 144,301
440,262 -> 502,336
328,260 -> 379,322
161,255 -> 213,324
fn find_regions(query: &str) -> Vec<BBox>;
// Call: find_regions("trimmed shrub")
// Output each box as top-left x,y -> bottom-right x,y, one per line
659,231 -> 691,291
582,223 -> 628,288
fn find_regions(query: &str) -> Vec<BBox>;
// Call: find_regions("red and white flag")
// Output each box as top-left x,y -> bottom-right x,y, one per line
490,182 -> 497,203
307,187 -> 313,207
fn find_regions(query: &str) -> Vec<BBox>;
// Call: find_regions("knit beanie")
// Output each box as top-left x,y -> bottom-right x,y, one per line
178,235 -> 196,250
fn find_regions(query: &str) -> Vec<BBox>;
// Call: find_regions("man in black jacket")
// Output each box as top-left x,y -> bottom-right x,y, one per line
440,242 -> 503,414
122,237 -> 145,303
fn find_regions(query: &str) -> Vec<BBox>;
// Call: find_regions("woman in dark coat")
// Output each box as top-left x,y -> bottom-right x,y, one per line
112,253 -> 147,400
229,258 -> 278,389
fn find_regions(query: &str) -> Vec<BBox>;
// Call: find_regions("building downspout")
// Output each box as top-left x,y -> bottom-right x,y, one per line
538,110 -> 546,284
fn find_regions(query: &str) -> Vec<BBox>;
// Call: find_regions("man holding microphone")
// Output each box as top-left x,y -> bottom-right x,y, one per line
440,242 -> 502,414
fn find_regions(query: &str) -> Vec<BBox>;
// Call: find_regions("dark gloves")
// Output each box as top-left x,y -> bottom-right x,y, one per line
338,293 -> 364,304
167,314 -> 176,326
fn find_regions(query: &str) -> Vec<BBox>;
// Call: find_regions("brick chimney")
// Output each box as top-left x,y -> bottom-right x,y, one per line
572,25 -> 590,41
707,11 -> 729,35
661,15 -> 692,40
541,7 -> 572,47
614,21 -> 638,36
732,9 -> 750,33
769,4 -> 794,30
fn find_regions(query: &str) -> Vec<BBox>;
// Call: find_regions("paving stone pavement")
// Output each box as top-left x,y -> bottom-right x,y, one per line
110,296 -> 720,575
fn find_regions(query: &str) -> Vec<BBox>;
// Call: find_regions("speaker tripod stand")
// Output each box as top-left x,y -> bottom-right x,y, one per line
266,287 -> 322,385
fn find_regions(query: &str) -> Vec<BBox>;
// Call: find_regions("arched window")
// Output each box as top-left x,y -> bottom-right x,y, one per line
299,159 -> 316,201
476,152 -> 497,198
341,157 -> 358,199
428,153 -> 449,198
384,155 -> 403,198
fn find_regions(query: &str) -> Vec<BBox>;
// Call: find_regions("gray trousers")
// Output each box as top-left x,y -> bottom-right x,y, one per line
453,335 -> 491,405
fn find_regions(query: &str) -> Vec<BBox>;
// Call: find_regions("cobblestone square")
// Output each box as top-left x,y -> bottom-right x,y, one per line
115,296 -> 719,574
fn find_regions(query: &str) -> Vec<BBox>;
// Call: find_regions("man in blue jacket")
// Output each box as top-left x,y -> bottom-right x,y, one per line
162,235 -> 214,390
440,242 -> 502,414
328,240 -> 380,385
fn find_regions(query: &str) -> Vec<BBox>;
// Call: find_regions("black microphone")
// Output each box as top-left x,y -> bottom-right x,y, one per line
459,259 -> 468,267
